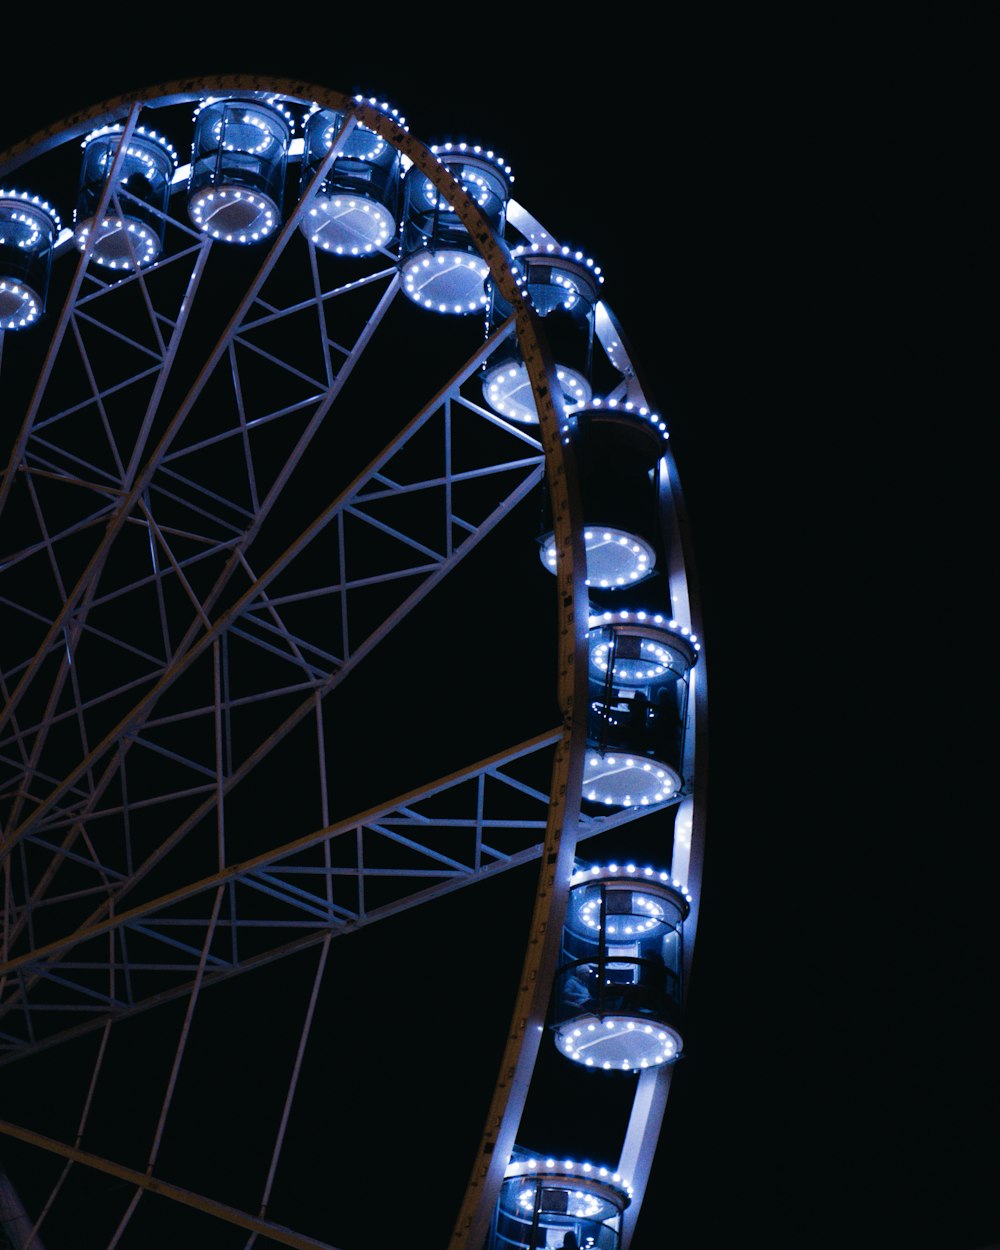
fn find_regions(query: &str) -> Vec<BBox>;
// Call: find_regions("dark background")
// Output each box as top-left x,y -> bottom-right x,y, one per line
0,33 -> 992,1250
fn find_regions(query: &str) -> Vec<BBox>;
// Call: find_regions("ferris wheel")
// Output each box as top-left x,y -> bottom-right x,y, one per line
0,77 -> 708,1250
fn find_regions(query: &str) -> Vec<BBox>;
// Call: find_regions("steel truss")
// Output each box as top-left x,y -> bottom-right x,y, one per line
1,78 -> 707,1250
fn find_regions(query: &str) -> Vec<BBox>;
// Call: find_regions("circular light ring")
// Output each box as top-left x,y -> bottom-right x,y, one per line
503,1158 -> 632,1205
193,96 -> 295,133
482,359 -> 591,424
406,143 -> 512,217
263,98 -> 297,129
507,1178 -> 621,1224
422,165 -> 495,212
567,396 -> 669,447
554,1012 -> 683,1070
0,209 -> 45,250
351,95 -> 408,128
583,752 -> 681,808
208,110 -> 277,154
85,139 -> 176,191
511,241 -> 604,299
569,870 -> 692,936
81,124 -> 178,168
187,187 -> 279,244
541,526 -> 656,588
576,890 -> 668,934
303,98 -> 407,162
587,611 -> 701,658
570,863 -> 693,909
430,141 -> 514,182
515,1182 -> 607,1219
0,190 -> 62,236
302,196 -> 395,254
319,120 -> 386,162
589,633 -> 694,684
0,279 -> 42,329
399,247 -> 489,314
74,216 -> 160,269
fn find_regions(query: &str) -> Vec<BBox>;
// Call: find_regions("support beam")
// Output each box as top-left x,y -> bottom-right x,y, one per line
0,1120 -> 340,1250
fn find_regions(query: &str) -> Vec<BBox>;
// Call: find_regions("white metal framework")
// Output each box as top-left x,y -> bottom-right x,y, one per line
0,77 -> 707,1250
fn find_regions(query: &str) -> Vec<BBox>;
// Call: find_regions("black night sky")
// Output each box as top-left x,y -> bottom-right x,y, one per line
0,30 -> 994,1250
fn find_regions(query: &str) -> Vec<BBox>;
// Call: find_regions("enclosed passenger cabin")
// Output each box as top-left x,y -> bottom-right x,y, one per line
398,142 -> 512,314
481,243 -> 604,424
0,191 -> 61,329
552,864 -> 691,1072
187,98 -> 293,244
298,103 -> 402,256
73,125 -> 177,269
582,611 -> 699,809
538,403 -> 669,593
491,1151 -> 632,1250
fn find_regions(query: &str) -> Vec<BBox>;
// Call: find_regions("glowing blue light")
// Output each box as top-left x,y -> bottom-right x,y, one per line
570,864 -> 692,904
431,142 -> 513,181
511,241 -> 604,284
423,166 -> 494,211
587,609 -> 702,654
0,189 -> 62,235
188,187 -> 278,244
483,359 -> 590,424
305,197 -> 393,254
74,128 -> 177,269
75,218 -> 158,269
586,395 -> 669,438
351,95 -> 408,127
583,752 -> 679,807
0,280 -> 41,329
400,249 -> 489,313
81,124 -> 178,168
0,191 -> 60,330
193,96 -> 295,131
541,527 -> 655,586
555,1008 -> 682,1070
503,1156 -> 633,1202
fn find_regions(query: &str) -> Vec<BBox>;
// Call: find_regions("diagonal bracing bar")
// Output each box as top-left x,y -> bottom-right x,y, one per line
0,1119 -> 341,1250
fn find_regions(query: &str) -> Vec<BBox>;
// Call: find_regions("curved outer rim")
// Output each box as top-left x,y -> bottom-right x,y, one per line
590,300 -> 709,1249
0,74 -> 705,1250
